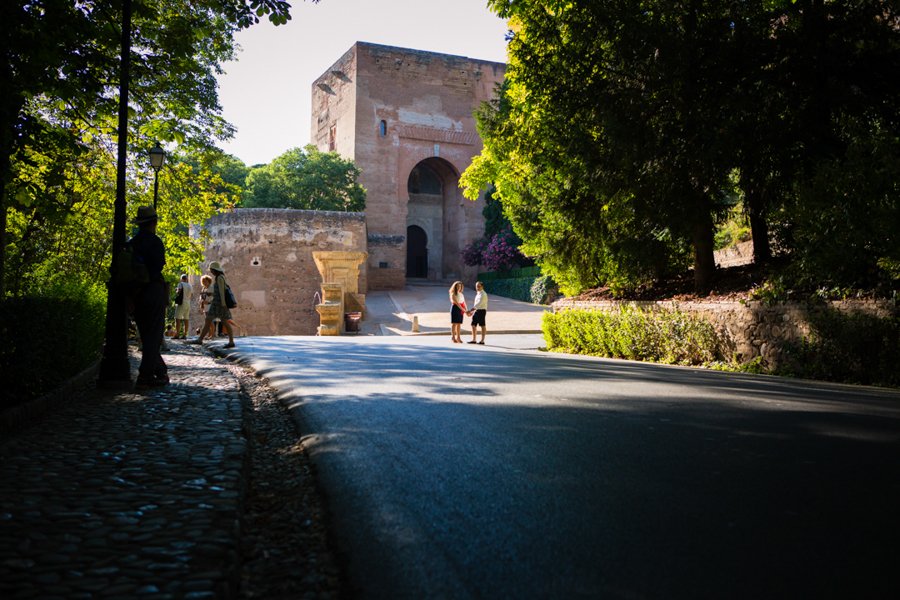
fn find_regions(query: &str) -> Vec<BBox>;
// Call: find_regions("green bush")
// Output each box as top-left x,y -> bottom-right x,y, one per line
543,306 -> 724,365
0,279 -> 107,412
783,310 -> 900,387
482,274 -> 556,305
478,266 -> 543,282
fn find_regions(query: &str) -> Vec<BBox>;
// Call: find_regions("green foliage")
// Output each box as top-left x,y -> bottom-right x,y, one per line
468,0 -> 900,297
782,310 -> 900,387
482,187 -> 510,240
0,277 -> 107,410
481,274 -> 556,305
478,266 -> 543,281
772,126 -> 900,289
5,146 -> 227,298
543,307 -> 724,365
242,145 -> 366,212
715,204 -> 752,251
1,0 -> 300,295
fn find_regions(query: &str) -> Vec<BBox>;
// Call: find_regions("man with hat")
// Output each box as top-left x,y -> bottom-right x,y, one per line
129,205 -> 168,388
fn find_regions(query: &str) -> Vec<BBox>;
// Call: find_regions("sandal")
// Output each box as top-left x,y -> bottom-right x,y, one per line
223,342 -> 235,349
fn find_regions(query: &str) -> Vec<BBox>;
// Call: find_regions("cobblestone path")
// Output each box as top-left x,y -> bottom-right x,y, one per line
0,344 -> 248,600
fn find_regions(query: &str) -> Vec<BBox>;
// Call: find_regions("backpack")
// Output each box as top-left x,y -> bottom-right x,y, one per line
112,238 -> 149,297
224,284 -> 237,309
173,284 -> 184,305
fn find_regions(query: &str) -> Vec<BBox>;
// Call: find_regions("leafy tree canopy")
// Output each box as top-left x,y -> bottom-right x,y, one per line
465,0 -> 900,294
242,145 -> 366,212
1,0 -> 307,295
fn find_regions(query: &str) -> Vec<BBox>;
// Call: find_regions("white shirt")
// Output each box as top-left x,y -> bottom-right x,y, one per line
178,281 -> 193,299
473,290 -> 488,310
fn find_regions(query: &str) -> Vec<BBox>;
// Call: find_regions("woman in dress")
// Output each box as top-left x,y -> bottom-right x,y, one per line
190,262 -> 235,348
449,281 -> 467,343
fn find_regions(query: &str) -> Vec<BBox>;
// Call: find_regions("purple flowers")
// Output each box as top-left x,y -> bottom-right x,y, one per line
462,227 -> 525,272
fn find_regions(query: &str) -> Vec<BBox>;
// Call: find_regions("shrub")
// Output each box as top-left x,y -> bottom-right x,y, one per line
542,306 -> 724,365
0,278 -> 107,412
783,310 -> 900,387
482,274 -> 557,305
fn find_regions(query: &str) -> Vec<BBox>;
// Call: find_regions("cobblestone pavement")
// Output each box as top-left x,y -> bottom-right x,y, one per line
0,342 -> 343,600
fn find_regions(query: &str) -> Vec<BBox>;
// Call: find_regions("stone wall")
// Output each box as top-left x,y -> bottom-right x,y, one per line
366,234 -> 406,290
551,298 -> 898,368
193,209 -> 367,336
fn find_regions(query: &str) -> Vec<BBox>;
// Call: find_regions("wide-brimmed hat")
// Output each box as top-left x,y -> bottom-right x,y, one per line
133,205 -> 158,225
208,261 -> 225,273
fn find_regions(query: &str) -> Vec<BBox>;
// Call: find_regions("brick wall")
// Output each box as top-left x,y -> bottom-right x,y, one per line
366,234 -> 405,290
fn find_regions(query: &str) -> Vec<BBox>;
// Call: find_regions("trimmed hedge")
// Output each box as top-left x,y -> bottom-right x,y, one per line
0,283 -> 106,412
784,310 -> 900,387
482,275 -> 556,305
543,306 -> 724,365
478,266 -> 542,282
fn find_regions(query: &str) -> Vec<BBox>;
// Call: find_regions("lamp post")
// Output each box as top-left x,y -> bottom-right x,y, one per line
98,0 -> 133,386
149,143 -> 165,209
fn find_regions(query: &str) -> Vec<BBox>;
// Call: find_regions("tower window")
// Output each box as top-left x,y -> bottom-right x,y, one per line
379,120 -> 387,136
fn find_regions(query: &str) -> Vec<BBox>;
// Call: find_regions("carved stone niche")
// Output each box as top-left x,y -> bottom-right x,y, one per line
313,251 -> 368,325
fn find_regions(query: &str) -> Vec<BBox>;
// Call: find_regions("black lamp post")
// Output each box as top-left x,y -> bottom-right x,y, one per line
149,143 -> 165,209
98,0 -> 133,385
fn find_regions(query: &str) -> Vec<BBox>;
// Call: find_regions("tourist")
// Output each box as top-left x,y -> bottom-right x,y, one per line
449,281 -> 467,343
190,261 -> 235,348
128,206 -> 168,388
173,273 -> 193,339
467,281 -> 488,345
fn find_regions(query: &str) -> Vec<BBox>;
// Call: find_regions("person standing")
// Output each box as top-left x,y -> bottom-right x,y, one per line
449,281 -> 467,343
128,206 -> 168,388
467,281 -> 488,345
190,262 -> 235,348
173,274 -> 193,339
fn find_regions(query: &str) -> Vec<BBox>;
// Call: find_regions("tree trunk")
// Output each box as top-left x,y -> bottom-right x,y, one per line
692,210 -> 716,293
744,184 -> 772,265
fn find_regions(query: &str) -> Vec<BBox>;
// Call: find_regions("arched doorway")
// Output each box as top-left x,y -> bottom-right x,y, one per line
406,225 -> 428,278
406,157 -> 463,281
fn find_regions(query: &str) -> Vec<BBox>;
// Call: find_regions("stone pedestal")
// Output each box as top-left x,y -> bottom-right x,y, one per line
315,282 -> 343,336
314,252 -> 368,332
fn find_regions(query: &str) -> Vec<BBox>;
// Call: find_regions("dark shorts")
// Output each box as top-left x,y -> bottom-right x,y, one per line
451,304 -> 463,324
471,309 -> 486,327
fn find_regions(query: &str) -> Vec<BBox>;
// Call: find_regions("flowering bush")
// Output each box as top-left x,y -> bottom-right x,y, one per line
461,235 -> 489,267
483,228 -> 525,271
462,228 -> 526,271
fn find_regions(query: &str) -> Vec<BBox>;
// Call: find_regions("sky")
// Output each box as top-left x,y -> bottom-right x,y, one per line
215,0 -> 510,166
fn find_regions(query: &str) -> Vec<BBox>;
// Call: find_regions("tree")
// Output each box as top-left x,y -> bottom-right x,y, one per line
0,0 -> 300,295
465,1 -> 729,292
465,0 -> 900,294
242,145 -> 366,212
4,141 -> 229,299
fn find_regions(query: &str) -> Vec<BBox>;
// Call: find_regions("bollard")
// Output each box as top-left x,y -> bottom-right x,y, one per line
412,316 -> 419,332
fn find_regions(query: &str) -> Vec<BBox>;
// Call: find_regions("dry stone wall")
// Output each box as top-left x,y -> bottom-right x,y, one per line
551,298 -> 898,368
192,209 -> 367,337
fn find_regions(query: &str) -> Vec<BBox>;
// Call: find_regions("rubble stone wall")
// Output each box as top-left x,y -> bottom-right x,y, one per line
192,209 -> 367,336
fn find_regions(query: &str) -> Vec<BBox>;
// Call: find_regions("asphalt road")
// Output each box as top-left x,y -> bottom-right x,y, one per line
226,335 -> 900,600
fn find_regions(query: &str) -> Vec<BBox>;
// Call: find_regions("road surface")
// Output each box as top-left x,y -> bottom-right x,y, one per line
225,335 -> 900,599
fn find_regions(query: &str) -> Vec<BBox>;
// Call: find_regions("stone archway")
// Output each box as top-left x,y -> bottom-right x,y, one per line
406,225 -> 428,278
406,157 -> 462,281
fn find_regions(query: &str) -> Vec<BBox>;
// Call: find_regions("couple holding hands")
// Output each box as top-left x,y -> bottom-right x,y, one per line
449,280 -> 488,345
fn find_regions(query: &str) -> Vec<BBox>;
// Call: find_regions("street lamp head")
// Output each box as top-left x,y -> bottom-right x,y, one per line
148,143 -> 166,171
